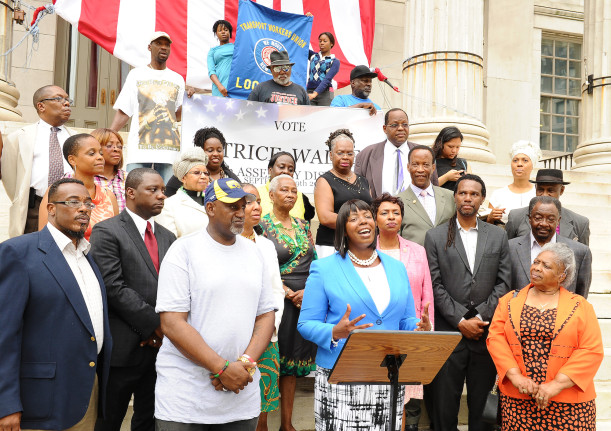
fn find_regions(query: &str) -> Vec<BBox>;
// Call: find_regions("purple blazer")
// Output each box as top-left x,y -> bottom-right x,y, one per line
377,235 -> 434,326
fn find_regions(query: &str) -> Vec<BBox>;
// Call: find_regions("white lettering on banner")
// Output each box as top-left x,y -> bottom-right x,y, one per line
181,95 -> 385,194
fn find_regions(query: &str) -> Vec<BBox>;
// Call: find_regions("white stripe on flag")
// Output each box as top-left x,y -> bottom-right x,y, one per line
281,0 -> 304,14
257,0 -> 274,9
113,0 -> 156,67
186,2 -> 223,88
54,0 -> 82,26
329,0 -> 368,66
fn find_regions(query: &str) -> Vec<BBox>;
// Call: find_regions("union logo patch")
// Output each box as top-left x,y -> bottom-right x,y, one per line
253,38 -> 288,74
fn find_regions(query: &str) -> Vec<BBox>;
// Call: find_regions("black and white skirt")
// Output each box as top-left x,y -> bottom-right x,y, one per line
314,367 -> 404,431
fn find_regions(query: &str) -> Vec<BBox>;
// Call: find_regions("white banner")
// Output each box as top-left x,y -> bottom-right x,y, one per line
181,95 -> 385,194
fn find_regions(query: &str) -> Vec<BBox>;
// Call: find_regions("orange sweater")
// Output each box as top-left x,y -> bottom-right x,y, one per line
487,285 -> 604,403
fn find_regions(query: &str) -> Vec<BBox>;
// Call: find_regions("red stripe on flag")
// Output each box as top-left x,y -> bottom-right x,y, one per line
225,0 -> 240,42
77,0 -> 121,55
156,0 -> 189,79
359,0 -> 375,63
272,0 -> 282,10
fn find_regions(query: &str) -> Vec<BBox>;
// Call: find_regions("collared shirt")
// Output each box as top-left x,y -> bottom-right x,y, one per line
457,218 -> 479,273
126,207 -> 154,241
31,120 -> 73,196
410,182 -> 436,223
381,139 -> 411,195
47,222 -> 104,353
95,169 -> 127,212
530,231 -> 557,264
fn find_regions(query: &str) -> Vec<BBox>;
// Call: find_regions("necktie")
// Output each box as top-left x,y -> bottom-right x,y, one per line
394,149 -> 404,194
145,221 -> 160,273
420,190 -> 436,224
48,126 -> 63,185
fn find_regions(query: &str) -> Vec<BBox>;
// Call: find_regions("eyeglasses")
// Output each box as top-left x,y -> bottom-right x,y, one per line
104,143 -> 124,151
52,200 -> 96,209
187,170 -> 210,177
272,66 -> 291,73
387,123 -> 409,129
40,96 -> 74,106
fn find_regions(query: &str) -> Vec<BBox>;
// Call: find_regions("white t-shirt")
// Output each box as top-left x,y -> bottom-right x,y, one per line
155,229 -> 276,424
113,66 -> 185,166
489,185 -> 536,224
254,234 -> 285,342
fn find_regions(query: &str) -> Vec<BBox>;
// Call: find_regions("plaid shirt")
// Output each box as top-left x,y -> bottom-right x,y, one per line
94,169 -> 127,212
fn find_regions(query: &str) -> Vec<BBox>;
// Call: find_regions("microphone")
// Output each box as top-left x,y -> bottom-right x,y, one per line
373,67 -> 399,93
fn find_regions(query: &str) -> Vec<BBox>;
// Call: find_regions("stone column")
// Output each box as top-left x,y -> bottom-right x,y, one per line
0,3 -> 21,121
573,0 -> 611,172
402,0 -> 494,163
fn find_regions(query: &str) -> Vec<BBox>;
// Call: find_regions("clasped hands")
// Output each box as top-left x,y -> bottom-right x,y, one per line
506,368 -> 564,410
209,360 -> 255,394
140,326 -> 164,349
332,303 -> 432,340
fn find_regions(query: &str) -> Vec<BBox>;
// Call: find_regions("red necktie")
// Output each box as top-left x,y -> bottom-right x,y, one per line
145,221 -> 159,273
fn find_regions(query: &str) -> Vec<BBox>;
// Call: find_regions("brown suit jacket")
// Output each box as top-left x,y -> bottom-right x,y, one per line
355,140 -> 439,199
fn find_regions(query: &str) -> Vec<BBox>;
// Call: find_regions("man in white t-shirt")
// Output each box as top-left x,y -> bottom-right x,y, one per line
111,31 -> 185,183
155,178 -> 276,431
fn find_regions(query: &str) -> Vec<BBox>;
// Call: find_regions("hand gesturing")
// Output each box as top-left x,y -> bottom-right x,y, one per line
332,304 -> 373,340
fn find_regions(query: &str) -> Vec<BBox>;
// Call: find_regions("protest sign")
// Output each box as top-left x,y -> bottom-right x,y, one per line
181,95 -> 385,194
227,0 -> 313,99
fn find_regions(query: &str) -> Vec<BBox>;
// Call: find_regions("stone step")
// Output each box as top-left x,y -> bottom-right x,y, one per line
596,382 -> 611,421
599,319 -> 611,348
595,348 -> 611,381
590,294 -> 611,318
591,272 -> 611,294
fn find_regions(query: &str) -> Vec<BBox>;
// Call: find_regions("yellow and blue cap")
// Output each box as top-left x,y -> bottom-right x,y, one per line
204,178 -> 253,205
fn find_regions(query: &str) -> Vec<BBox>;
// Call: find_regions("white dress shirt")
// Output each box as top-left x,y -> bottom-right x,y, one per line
457,218 -> 479,274
31,120 -> 73,196
47,222 -> 104,353
410,182 -> 436,224
381,140 -> 411,195
530,231 -> 556,264
126,207 -> 154,240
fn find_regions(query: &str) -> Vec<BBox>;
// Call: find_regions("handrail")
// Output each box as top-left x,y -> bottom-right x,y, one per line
540,153 -> 574,170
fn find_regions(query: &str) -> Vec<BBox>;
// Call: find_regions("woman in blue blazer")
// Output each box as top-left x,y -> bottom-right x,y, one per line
298,199 -> 431,431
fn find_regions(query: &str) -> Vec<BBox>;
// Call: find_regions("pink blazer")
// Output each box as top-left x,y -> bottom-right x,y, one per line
377,235 -> 434,326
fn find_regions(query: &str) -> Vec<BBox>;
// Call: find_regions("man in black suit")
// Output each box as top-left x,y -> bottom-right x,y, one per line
505,169 -> 590,245
425,174 -> 511,431
354,108 -> 438,199
508,196 -> 592,297
90,168 -> 176,431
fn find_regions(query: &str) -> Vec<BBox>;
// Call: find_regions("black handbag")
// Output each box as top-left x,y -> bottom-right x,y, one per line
482,375 -> 500,424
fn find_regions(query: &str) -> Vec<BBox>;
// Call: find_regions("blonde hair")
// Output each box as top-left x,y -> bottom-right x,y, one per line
91,128 -> 125,170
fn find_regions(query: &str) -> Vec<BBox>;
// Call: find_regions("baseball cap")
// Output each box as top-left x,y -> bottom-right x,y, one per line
150,31 -> 172,44
204,178 -> 254,205
350,65 -> 377,81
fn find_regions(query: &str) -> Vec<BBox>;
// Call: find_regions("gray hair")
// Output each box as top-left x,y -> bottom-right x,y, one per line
540,242 -> 576,287
328,134 -> 354,153
269,174 -> 295,193
528,196 -> 561,216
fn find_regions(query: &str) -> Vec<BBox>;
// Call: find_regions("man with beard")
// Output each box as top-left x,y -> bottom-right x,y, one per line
330,65 -> 380,115
425,174 -> 510,431
248,50 -> 310,105
0,178 -> 112,431
90,168 -> 176,431
111,31 -> 185,183
355,108 -> 439,198
1,85 -> 75,237
508,196 -> 592,297
154,178 -> 276,431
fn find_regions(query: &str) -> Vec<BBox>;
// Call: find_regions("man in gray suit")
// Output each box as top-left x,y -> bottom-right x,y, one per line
505,169 -> 589,245
354,108 -> 438,199
425,174 -> 511,431
90,168 -> 176,431
397,145 -> 454,246
508,196 -> 592,297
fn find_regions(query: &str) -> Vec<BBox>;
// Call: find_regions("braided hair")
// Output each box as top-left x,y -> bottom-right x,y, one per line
193,127 -> 232,173
445,174 -> 486,250
325,128 -> 355,152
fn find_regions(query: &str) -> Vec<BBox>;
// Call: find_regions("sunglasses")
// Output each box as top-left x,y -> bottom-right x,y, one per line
272,65 -> 291,73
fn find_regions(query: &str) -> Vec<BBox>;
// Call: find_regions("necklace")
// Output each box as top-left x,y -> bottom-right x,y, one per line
242,230 -> 256,242
348,249 -> 378,266
332,169 -> 354,182
533,288 -> 559,311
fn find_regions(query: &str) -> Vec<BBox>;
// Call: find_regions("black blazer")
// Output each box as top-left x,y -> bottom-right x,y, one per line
425,220 -> 511,352
90,210 -> 176,367
505,206 -> 590,246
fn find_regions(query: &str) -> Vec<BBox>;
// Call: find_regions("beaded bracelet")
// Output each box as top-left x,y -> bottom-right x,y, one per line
213,360 -> 230,378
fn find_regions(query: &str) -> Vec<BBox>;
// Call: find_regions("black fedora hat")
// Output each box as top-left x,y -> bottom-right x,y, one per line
267,50 -> 294,68
529,169 -> 570,185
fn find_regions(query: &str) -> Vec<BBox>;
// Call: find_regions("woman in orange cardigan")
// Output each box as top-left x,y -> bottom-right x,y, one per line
487,242 -> 603,431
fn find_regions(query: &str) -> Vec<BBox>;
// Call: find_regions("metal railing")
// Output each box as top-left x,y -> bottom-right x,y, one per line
541,153 -> 574,170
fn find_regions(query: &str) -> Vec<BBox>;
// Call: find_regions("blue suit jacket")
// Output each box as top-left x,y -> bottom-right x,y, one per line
298,251 -> 419,369
0,227 -> 112,430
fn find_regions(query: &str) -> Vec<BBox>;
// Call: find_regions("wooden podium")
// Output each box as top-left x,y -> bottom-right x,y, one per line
329,330 -> 462,431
